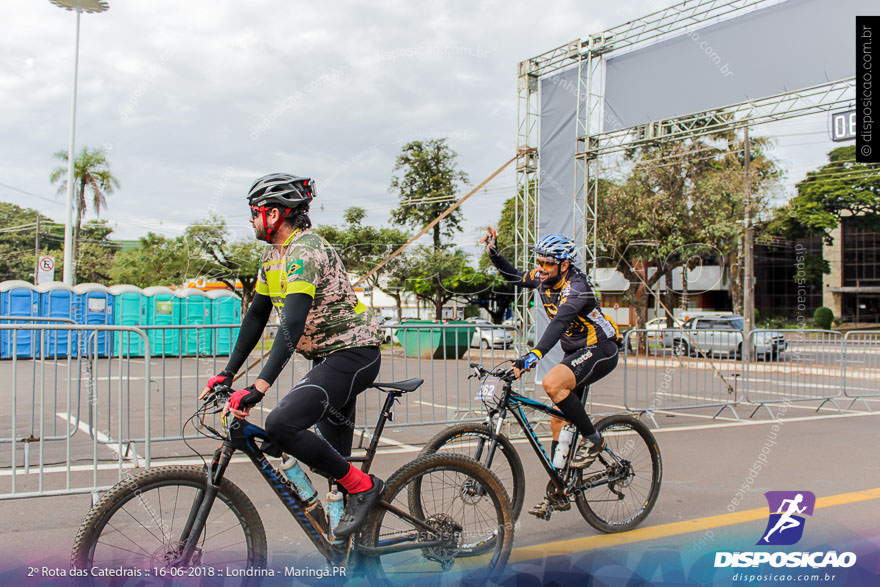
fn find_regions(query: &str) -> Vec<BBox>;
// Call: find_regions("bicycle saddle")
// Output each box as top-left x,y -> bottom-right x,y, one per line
372,378 -> 424,393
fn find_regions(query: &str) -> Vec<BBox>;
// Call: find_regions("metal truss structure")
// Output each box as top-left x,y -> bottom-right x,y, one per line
514,0 -> 855,351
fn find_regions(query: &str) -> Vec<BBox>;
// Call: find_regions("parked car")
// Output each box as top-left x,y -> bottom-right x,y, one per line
469,321 -> 514,349
625,316 -> 683,352
660,314 -> 787,360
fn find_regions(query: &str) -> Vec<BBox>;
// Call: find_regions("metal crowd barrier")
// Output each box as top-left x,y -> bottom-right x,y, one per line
0,324 -> 150,500
622,328 -> 745,423
0,321 -> 521,500
357,323 -> 520,431
842,330 -> 880,409
622,327 -> 875,421
743,329 -> 844,416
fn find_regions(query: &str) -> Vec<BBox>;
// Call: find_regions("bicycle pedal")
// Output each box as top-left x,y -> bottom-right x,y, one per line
528,500 -> 554,521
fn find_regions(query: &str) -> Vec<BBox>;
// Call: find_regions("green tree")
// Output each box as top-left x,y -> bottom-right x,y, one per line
49,146 -> 120,283
389,139 -> 469,251
768,145 -> 880,243
0,202 -> 61,282
692,130 -> 780,313
396,246 -> 494,321
597,129 -> 781,335
109,233 -> 193,288
315,207 -> 410,318
184,214 -> 263,310
75,220 -> 118,284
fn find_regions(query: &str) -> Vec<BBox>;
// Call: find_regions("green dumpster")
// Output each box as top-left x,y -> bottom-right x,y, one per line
395,320 -> 475,359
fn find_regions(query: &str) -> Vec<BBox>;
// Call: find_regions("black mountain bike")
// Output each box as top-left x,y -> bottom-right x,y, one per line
70,379 -> 513,581
422,363 -> 661,533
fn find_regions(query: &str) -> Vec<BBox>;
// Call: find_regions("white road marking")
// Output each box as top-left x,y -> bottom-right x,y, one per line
414,400 -> 455,410
54,412 -> 139,465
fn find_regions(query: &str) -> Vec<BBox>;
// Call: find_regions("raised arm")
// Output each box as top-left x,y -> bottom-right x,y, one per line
481,226 -> 540,289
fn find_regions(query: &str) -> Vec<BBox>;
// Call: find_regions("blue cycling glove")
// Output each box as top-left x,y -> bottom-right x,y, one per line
514,350 -> 542,370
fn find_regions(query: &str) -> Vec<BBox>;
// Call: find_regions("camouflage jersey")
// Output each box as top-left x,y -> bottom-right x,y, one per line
254,229 -> 381,360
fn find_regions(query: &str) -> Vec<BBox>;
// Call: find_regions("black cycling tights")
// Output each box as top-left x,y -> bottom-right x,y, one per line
264,346 -> 381,480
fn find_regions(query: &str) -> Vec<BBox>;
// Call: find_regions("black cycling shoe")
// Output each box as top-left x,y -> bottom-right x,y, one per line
333,476 -> 385,538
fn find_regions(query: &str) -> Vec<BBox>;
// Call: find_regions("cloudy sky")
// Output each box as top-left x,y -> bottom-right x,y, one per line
0,0 -> 847,249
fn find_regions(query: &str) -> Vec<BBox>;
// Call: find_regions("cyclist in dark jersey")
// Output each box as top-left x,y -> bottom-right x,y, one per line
481,228 -> 620,516
201,173 -> 383,537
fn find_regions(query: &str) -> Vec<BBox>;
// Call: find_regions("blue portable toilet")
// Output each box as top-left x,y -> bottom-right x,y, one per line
176,289 -> 212,355
73,283 -> 114,357
36,281 -> 76,357
144,286 -> 179,356
208,289 -> 241,355
110,284 -> 147,357
0,280 -> 39,358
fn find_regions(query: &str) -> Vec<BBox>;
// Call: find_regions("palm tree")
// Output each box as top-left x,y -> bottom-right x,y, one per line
50,146 -> 119,283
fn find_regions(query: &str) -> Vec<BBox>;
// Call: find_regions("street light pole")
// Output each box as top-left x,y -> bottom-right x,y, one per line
61,7 -> 81,285
743,125 -> 755,334
50,0 -> 109,285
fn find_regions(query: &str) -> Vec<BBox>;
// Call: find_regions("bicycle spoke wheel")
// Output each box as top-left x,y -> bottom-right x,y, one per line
71,466 -> 267,572
574,415 -> 662,533
421,423 -> 525,520
360,453 -> 513,582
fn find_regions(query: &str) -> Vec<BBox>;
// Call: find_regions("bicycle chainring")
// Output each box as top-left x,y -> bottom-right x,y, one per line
545,480 -> 571,512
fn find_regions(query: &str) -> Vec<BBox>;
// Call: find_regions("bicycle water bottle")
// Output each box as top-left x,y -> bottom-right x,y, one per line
326,485 -> 345,544
553,426 -> 576,468
280,455 -> 318,504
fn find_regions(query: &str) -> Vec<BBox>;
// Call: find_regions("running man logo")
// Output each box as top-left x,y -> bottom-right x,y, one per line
288,260 -> 304,275
758,491 -> 816,546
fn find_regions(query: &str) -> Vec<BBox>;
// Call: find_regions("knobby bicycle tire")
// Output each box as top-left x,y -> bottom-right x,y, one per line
71,466 -> 267,573
574,414 -> 662,533
360,453 -> 514,581
421,423 -> 526,520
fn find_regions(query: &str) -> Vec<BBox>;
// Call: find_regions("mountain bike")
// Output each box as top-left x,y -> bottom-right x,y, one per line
421,362 -> 661,533
70,378 -> 514,581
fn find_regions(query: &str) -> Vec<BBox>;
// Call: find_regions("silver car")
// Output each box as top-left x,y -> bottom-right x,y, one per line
470,322 -> 514,349
662,315 -> 788,360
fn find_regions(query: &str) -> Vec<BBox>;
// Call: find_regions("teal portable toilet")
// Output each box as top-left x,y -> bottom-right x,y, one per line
110,284 -> 147,357
0,280 -> 39,358
73,283 -> 114,357
36,281 -> 76,357
143,286 -> 178,356
208,289 -> 241,355
177,289 -> 212,355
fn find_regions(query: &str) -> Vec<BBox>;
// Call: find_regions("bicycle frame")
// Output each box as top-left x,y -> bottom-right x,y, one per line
479,380 -> 588,494
183,388 -> 454,566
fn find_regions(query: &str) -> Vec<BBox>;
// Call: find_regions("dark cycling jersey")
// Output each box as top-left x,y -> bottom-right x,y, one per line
488,249 -> 619,354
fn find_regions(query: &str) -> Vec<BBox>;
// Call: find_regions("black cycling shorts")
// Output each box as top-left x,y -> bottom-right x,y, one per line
560,338 -> 619,396
264,346 -> 381,480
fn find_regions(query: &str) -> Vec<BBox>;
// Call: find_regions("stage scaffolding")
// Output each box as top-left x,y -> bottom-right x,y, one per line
514,0 -> 854,349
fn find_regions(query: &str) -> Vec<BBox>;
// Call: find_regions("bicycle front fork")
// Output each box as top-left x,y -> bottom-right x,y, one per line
177,445 -> 233,564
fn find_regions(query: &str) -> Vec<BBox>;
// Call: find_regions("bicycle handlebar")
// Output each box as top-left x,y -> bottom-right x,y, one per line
469,362 -> 517,382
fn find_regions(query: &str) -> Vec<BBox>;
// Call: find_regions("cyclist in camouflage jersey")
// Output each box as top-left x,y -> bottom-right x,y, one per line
201,173 -> 383,538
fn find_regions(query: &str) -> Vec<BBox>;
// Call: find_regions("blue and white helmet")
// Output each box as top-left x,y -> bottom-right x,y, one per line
534,233 -> 579,266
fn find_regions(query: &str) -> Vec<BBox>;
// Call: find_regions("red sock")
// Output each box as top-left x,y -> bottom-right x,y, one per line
338,464 -> 373,493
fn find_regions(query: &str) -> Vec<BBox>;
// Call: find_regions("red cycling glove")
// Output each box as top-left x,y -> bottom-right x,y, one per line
228,385 -> 264,411
206,369 -> 234,390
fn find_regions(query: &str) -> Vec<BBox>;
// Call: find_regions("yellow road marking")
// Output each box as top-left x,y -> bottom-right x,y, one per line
510,486 -> 880,562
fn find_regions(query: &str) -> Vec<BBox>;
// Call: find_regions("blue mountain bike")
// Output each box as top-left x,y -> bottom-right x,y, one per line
71,379 -> 514,581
